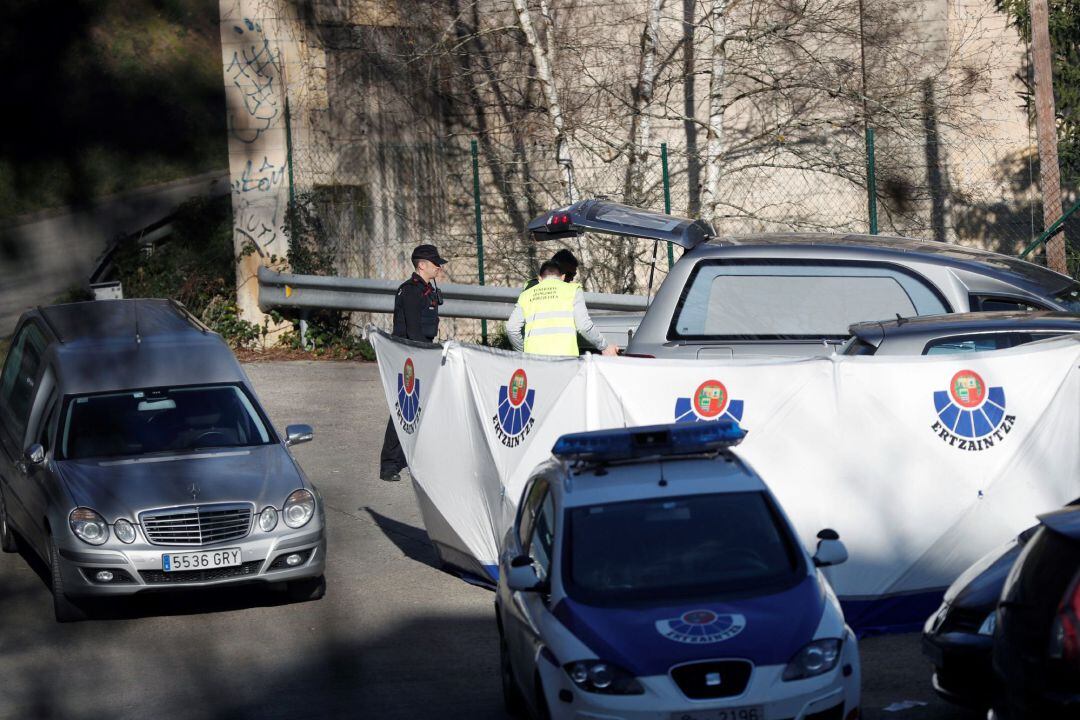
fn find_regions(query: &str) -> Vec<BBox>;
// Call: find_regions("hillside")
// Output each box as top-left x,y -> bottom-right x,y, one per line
0,0 -> 227,218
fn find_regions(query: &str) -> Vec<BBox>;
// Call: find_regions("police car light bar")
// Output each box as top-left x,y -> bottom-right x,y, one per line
552,421 -> 745,464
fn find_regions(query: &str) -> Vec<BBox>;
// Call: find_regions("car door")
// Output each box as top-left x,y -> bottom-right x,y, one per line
0,321 -> 48,538
19,380 -> 60,554
513,489 -> 558,701
504,477 -> 548,691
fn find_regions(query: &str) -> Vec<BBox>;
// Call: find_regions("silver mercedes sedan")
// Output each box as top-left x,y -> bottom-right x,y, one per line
0,299 -> 326,621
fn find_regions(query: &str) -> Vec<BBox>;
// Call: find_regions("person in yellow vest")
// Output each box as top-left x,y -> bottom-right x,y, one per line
506,260 -> 619,356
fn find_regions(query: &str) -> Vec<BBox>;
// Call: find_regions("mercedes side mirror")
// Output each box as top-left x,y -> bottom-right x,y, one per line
285,424 -> 314,447
24,443 -> 45,466
507,555 -> 543,592
813,528 -> 848,568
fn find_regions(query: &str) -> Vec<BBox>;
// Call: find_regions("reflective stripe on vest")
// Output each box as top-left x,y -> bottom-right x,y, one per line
517,279 -> 580,356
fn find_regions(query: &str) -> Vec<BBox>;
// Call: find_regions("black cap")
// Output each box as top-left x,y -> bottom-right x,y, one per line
411,244 -> 448,266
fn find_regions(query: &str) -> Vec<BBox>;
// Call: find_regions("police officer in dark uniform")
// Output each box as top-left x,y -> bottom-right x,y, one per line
380,244 -> 448,481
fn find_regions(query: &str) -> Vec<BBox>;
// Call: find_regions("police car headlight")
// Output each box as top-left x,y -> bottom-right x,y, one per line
283,490 -> 315,528
563,660 -> 643,695
69,507 -> 109,546
782,639 -> 842,681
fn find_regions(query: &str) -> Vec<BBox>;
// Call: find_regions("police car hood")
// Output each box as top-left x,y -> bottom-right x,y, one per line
552,574 -> 824,677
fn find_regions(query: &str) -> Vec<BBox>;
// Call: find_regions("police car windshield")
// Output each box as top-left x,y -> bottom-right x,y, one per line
565,491 -> 803,604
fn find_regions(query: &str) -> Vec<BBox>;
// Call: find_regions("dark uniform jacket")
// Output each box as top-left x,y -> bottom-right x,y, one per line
393,273 -> 441,342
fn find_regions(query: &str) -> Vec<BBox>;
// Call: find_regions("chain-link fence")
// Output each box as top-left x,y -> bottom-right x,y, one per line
284,124 -> 1080,341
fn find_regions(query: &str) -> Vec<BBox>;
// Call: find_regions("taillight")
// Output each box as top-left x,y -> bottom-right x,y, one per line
1050,572 -> 1080,663
546,212 -> 572,228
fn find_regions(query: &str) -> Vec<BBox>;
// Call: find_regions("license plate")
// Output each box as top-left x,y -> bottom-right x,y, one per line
162,548 -> 242,572
670,707 -> 764,720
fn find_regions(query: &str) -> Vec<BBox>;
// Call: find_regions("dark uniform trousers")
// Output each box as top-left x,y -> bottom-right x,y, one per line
380,273 -> 440,477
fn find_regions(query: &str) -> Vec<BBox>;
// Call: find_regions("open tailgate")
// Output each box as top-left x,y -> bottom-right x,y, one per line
527,199 -> 714,249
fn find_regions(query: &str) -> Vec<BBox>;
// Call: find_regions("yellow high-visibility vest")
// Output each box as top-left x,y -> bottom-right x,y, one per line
517,278 -> 580,356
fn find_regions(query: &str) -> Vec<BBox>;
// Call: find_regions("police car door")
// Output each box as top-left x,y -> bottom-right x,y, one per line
508,481 -> 558,697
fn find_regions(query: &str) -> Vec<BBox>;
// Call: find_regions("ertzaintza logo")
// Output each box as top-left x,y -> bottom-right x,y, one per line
493,368 -> 536,448
395,357 -> 421,434
675,379 -> 744,425
930,369 -> 1015,451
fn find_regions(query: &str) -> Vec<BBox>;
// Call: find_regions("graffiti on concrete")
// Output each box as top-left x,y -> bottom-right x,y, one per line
226,17 -> 282,144
234,193 -> 281,252
234,156 -> 287,193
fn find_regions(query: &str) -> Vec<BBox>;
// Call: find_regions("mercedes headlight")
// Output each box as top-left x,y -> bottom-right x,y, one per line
283,489 -> 315,529
782,639 -> 842,681
69,508 -> 109,545
563,660 -> 643,695
113,518 -> 136,544
259,506 -> 279,532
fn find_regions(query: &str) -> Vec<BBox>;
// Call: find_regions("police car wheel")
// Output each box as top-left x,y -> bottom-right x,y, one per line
500,633 -> 526,716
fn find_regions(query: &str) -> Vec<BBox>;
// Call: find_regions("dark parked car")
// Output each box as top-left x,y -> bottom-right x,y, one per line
922,526 -> 1038,709
842,311 -> 1080,356
993,506 -> 1080,719
527,199 -> 1080,358
0,299 -> 326,621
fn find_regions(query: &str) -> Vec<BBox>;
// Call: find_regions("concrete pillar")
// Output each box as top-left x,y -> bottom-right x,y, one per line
219,0 -> 293,330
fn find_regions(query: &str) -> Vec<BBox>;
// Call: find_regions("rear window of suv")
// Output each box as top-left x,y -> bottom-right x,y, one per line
670,260 -> 950,340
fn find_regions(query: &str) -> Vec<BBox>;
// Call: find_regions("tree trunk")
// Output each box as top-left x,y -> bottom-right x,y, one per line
702,0 -> 729,223
683,0 -> 701,218
625,0 -> 663,207
1030,0 -> 1068,272
512,0 -> 571,199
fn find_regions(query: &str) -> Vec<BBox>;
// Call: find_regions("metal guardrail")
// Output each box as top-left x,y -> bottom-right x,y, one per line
257,267 -> 649,321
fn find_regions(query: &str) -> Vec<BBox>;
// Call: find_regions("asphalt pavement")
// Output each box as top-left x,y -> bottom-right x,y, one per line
0,361 -> 980,719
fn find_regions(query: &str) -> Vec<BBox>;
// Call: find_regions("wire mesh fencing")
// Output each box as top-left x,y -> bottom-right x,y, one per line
282,125 -> 1076,341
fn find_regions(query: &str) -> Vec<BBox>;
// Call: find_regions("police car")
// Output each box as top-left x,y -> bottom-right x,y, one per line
495,422 -> 860,720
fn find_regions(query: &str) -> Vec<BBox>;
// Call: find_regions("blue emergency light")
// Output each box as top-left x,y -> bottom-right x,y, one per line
552,421 -> 745,464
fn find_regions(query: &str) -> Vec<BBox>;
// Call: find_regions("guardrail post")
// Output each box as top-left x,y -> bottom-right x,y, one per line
471,139 -> 488,344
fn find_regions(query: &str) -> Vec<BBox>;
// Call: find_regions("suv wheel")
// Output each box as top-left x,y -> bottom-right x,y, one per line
48,536 -> 87,623
286,574 -> 326,602
500,632 -> 525,717
0,488 -> 17,553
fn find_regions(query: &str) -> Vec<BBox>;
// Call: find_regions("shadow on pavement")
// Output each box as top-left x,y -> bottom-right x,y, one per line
3,609 -> 507,720
362,506 -> 442,570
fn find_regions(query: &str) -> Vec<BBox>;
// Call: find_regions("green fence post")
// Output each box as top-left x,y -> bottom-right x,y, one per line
865,127 -> 878,235
661,143 -> 675,267
471,140 -> 488,344
284,97 -> 297,239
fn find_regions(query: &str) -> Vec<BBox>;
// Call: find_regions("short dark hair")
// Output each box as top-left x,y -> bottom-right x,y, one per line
538,260 -> 564,278
551,249 -> 579,280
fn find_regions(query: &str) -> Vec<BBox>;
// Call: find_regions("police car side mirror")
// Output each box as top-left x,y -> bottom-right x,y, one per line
813,529 -> 848,568
507,556 -> 543,592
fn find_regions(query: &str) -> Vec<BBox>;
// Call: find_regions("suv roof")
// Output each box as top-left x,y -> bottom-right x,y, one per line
702,232 -> 1075,296
849,311 -> 1080,342
25,299 -> 248,395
